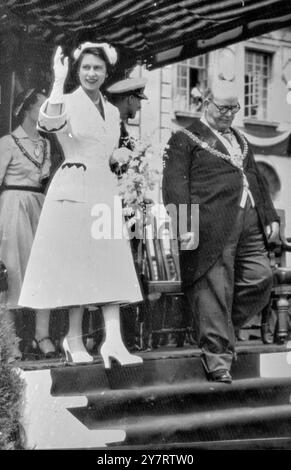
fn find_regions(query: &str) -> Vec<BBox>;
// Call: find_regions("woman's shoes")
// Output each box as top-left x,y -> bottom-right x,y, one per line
8,339 -> 23,363
32,336 -> 56,359
100,342 -> 143,369
61,337 -> 93,364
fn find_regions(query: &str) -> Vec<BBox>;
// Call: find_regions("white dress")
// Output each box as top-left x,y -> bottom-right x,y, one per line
19,87 -> 142,309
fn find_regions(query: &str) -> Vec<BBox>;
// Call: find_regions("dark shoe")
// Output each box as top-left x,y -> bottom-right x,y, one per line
32,337 -> 57,359
7,338 -> 23,363
236,329 -> 249,341
208,369 -> 232,384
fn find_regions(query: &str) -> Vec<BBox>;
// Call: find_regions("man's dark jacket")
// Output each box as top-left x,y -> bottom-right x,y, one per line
162,120 -> 279,288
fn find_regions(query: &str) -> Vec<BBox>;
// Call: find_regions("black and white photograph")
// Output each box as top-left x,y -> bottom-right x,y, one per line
1,0 -> 291,456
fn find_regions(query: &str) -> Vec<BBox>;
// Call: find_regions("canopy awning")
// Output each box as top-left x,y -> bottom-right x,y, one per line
1,0 -> 291,69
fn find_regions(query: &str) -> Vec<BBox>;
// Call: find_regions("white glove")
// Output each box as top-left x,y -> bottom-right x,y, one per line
110,147 -> 132,166
180,232 -> 196,250
49,46 -> 69,104
265,221 -> 280,243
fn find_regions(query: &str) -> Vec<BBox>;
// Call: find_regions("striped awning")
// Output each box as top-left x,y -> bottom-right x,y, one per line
1,0 -> 291,69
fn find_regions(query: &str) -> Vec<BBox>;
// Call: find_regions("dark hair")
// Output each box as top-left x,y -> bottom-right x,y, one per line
13,88 -> 47,125
75,47 -> 114,77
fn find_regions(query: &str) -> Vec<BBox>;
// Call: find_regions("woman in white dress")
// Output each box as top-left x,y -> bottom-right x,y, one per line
19,43 -> 143,367
0,89 -> 56,360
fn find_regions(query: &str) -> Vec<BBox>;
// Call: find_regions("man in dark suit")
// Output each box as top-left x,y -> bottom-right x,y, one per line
162,79 -> 280,383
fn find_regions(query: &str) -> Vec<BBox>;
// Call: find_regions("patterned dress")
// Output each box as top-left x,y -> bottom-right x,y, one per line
0,126 -> 51,309
19,87 -> 142,309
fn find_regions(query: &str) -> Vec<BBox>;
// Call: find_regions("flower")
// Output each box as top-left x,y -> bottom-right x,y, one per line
117,139 -> 160,213
110,147 -> 132,167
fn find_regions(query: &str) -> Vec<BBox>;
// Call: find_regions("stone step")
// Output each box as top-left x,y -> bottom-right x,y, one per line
70,403 -> 291,446
83,376 -> 291,420
105,436 -> 291,450
49,346 -> 291,396
20,344 -> 291,449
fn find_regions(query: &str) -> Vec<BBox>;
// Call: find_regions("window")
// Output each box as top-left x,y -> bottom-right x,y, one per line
174,55 -> 208,114
244,49 -> 272,120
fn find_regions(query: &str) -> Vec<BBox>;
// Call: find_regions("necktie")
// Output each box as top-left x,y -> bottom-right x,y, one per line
120,120 -> 128,139
219,129 -> 233,145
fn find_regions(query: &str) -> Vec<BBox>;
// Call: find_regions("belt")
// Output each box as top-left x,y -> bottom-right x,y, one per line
0,185 -> 44,193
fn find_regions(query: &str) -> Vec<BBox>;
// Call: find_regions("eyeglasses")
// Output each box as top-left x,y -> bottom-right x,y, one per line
210,101 -> 241,115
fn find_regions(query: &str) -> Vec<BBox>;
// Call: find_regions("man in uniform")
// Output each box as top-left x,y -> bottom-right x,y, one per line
106,77 -> 149,350
106,76 -> 148,152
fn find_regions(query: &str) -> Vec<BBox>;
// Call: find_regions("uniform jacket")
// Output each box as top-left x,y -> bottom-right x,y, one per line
162,120 -> 279,287
118,120 -> 133,150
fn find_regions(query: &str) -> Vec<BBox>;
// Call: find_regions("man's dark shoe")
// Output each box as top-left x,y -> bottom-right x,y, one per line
208,369 -> 232,384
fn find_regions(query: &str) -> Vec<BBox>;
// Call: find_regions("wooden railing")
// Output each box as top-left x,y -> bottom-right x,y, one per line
136,208 -> 291,349
261,209 -> 291,344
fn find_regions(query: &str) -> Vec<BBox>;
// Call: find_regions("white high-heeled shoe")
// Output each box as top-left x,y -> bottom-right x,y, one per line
100,342 -> 143,369
61,337 -> 93,364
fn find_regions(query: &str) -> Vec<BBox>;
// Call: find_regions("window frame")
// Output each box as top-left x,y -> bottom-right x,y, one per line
244,47 -> 273,121
173,55 -> 208,115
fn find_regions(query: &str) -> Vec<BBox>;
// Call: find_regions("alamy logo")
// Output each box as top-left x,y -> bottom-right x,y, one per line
90,197 -> 199,250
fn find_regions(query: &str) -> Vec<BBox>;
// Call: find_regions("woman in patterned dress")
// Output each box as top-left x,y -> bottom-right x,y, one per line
0,89 -> 56,360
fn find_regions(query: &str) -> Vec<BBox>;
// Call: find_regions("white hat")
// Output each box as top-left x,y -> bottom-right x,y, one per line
73,42 -> 118,65
106,77 -> 148,99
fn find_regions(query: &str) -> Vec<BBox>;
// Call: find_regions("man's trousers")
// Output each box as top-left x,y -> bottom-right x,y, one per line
184,198 -> 273,373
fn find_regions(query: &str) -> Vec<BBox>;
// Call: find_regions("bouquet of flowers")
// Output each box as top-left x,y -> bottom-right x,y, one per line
111,139 -> 160,218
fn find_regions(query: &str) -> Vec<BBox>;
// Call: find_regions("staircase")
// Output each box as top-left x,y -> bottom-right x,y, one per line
43,342 -> 291,449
